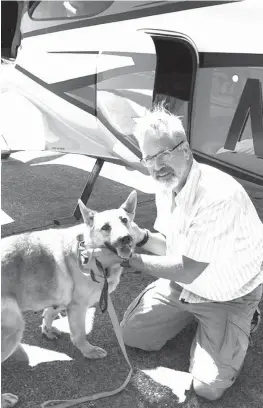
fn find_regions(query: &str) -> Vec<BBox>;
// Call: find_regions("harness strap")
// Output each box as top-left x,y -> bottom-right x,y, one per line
41,296 -> 132,408
96,259 -> 109,313
77,241 -> 109,313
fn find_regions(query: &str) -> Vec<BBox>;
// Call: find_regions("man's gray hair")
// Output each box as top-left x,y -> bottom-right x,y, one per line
134,104 -> 186,145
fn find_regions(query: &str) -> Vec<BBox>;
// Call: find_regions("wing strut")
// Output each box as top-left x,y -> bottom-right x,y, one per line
54,158 -> 104,225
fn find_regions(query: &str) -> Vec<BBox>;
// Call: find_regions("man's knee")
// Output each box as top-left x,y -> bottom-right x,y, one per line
193,379 -> 226,401
120,321 -> 149,350
120,320 -> 136,347
120,320 -> 162,351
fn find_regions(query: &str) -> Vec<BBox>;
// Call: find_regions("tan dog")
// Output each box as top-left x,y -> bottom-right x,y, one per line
1,190 -> 139,408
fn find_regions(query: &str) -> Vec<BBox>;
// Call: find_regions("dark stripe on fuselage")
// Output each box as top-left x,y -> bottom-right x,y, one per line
15,51 -> 154,100
51,74 -> 97,93
199,52 -> 263,68
48,51 -> 99,54
56,91 -> 96,115
15,64 -> 96,116
23,1 -> 234,38
133,1 -> 168,8
14,64 -> 142,158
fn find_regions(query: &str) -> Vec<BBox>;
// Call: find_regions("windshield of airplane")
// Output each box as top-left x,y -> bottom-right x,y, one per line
31,1 -> 114,20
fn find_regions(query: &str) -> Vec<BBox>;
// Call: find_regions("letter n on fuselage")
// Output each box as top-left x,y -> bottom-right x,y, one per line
224,78 -> 263,158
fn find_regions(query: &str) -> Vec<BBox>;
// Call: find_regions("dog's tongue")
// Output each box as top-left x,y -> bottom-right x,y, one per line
118,246 -> 132,259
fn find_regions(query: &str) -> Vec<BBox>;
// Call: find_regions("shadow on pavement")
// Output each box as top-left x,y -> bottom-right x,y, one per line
1,153 -> 155,238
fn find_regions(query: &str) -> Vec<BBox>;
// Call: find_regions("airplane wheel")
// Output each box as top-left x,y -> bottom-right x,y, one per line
1,152 -> 11,159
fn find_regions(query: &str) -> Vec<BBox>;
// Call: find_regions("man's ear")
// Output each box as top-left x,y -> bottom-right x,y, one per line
120,190 -> 137,219
78,199 -> 94,227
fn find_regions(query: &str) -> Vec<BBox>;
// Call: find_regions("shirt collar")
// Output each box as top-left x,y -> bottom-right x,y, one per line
174,159 -> 201,209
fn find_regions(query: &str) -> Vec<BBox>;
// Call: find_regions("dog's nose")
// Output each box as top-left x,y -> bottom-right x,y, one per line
119,235 -> 132,245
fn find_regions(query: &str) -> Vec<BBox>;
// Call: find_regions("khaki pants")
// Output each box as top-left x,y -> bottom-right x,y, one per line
120,279 -> 262,390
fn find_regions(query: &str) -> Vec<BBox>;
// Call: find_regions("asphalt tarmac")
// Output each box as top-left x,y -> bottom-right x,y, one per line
1,151 -> 263,408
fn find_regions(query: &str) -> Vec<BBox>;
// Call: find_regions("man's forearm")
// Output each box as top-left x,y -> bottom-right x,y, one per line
129,253 -> 208,284
140,231 -> 166,255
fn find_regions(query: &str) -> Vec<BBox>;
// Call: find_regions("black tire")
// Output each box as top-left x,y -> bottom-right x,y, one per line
1,152 -> 11,159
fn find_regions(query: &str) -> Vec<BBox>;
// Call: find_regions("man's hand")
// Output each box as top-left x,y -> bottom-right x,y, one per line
120,256 -> 138,273
131,221 -> 147,245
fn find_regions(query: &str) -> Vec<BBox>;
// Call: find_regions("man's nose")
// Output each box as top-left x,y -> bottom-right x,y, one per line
153,156 -> 163,171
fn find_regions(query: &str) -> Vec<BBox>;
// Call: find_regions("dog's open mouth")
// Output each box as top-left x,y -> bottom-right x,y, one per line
116,245 -> 133,259
104,241 -> 133,260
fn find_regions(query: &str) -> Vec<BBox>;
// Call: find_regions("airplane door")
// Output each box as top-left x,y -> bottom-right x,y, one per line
96,29 -> 156,167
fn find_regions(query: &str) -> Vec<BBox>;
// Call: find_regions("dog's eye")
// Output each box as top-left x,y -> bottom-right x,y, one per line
101,223 -> 111,231
121,217 -> 128,224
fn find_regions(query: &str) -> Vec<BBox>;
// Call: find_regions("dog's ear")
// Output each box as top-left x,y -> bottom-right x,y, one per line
78,199 -> 94,227
120,190 -> 137,219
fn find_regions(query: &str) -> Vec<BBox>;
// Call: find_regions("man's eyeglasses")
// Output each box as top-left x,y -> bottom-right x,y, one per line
140,140 -> 185,167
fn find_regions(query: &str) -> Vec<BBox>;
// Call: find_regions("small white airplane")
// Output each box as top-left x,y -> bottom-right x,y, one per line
2,0 -> 262,221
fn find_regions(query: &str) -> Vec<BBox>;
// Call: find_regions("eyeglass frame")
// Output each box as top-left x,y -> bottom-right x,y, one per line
140,140 -> 185,167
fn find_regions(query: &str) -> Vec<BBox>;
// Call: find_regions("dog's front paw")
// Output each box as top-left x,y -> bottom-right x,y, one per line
41,325 -> 62,340
2,393 -> 19,408
81,344 -> 108,359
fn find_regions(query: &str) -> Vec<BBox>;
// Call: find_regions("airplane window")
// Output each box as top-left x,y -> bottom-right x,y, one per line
31,1 -> 114,20
191,66 -> 263,177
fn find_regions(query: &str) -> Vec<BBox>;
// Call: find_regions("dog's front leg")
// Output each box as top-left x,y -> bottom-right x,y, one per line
67,303 -> 107,359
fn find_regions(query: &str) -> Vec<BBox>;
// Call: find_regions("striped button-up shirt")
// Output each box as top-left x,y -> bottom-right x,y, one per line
154,160 -> 263,303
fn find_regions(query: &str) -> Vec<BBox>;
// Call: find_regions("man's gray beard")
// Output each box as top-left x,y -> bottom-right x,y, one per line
156,175 -> 180,191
